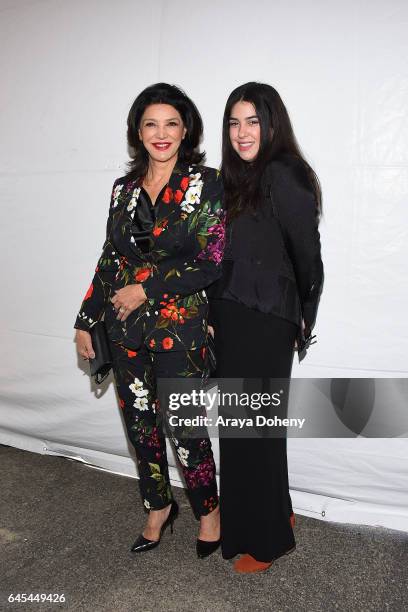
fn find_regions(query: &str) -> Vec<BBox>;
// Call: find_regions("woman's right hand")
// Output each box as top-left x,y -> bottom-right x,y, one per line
75,329 -> 95,360
208,325 -> 215,338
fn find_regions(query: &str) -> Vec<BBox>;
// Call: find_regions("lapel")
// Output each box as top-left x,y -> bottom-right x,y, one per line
110,178 -> 145,260
156,161 -> 204,218
111,161 -> 205,259
160,161 -> 194,211
119,161 -> 194,214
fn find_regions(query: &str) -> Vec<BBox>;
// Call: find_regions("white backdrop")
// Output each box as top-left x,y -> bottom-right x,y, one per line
1,0 -> 407,531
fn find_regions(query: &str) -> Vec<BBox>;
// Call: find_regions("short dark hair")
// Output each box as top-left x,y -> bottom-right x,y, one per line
126,83 -> 205,178
222,82 -> 321,220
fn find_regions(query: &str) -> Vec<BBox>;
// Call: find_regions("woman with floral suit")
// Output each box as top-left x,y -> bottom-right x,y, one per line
74,83 -> 224,558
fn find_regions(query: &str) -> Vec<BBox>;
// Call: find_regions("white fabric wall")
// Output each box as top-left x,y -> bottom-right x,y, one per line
1,0 -> 407,531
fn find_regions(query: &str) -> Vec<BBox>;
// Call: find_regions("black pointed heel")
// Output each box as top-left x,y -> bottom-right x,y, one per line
130,500 -> 179,553
196,538 -> 221,559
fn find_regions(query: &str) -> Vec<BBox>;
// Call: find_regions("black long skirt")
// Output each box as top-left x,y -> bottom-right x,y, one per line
210,298 -> 298,562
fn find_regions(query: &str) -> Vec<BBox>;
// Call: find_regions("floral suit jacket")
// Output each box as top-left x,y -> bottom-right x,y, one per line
74,162 -> 225,352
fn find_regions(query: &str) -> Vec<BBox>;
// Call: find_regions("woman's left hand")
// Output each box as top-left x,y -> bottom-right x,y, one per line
111,284 -> 147,321
294,319 -> 307,350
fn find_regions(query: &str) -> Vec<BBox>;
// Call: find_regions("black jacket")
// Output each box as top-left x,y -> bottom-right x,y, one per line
208,155 -> 323,357
74,163 -> 225,351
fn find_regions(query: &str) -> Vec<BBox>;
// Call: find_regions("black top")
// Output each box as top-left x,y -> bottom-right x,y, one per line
208,154 -> 324,355
128,185 -> 166,252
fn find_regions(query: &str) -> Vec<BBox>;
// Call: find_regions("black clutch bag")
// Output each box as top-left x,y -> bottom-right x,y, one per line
89,321 -> 113,384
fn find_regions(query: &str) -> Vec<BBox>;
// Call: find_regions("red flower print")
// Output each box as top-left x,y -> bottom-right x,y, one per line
201,346 -> 207,360
135,267 -> 151,282
162,337 -> 174,350
160,303 -> 186,325
119,256 -> 129,271
84,283 -> 94,300
149,339 -> 156,348
119,398 -> 125,410
95,266 -> 99,272
153,226 -> 163,237
162,187 -> 173,203
174,189 -> 184,204
180,176 -> 189,191
127,350 -> 137,358
163,294 -> 168,299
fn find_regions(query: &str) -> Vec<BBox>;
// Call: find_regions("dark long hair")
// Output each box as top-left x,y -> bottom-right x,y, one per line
126,82 -> 205,179
221,82 -> 322,220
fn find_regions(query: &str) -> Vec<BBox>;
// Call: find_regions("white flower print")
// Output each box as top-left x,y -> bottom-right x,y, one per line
129,377 -> 149,398
179,178 -> 204,214
78,311 -> 95,326
188,172 -> 203,188
127,199 -> 136,212
127,187 -> 141,212
180,202 -> 195,213
112,184 -> 123,207
177,446 -> 190,467
134,396 -> 149,411
184,187 -> 201,205
144,499 -> 151,509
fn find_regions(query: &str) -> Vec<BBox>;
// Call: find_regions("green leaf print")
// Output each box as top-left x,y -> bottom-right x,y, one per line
197,234 -> 207,250
156,317 -> 170,329
183,306 -> 199,319
188,208 -> 201,232
165,268 -> 177,280
148,463 -> 161,474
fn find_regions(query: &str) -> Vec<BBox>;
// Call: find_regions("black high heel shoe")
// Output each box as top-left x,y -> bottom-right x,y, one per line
196,505 -> 221,558
196,537 -> 221,559
130,500 -> 179,553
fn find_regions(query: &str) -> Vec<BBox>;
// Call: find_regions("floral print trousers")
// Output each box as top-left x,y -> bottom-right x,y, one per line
110,341 -> 218,518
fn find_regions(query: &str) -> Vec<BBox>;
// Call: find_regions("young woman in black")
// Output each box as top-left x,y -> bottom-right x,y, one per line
208,82 -> 323,572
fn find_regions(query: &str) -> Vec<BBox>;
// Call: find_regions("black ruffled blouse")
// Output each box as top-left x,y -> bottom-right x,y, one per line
208,155 -> 324,357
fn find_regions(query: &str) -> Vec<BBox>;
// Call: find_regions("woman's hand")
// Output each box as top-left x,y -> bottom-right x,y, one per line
294,319 -> 307,350
208,325 -> 215,338
111,284 -> 147,321
75,329 -> 95,360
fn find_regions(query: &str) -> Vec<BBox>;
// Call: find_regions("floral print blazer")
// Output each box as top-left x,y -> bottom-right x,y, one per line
74,162 -> 225,352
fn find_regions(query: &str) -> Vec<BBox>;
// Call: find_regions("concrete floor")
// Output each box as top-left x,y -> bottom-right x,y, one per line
1,445 -> 407,612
